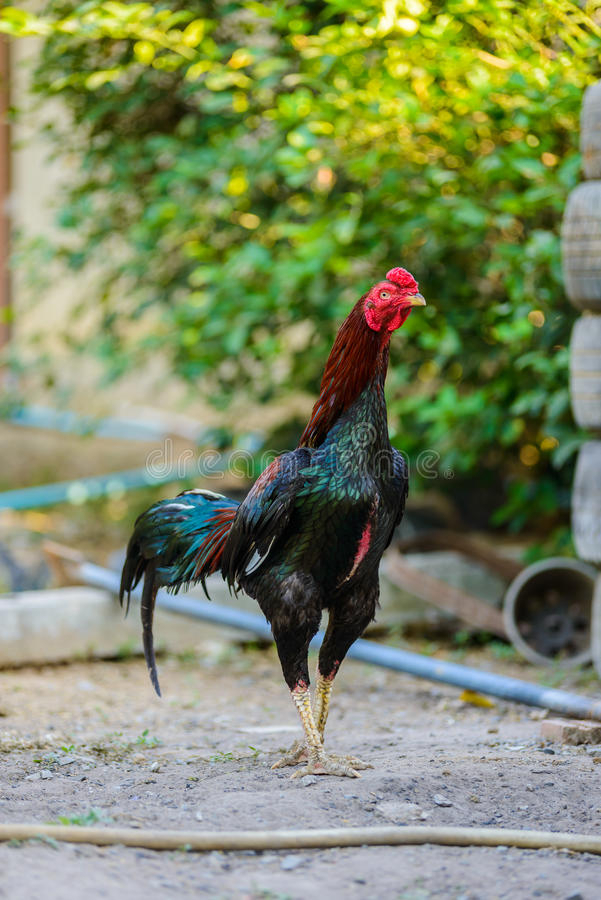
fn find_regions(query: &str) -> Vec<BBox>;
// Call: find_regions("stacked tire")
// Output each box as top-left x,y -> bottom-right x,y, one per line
561,80 -> 601,674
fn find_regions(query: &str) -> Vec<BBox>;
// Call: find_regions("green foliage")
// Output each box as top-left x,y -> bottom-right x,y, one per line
209,749 -> 235,762
135,728 -> 160,747
53,807 -> 111,826
11,0 -> 601,528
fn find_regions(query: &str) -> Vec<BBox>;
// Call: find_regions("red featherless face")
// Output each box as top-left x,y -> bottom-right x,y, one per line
363,267 -> 426,333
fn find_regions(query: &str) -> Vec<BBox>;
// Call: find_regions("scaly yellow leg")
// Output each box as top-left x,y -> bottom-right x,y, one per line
271,685 -> 316,770
272,682 -> 369,778
291,685 -> 322,753
288,684 -> 361,779
312,670 -> 373,772
271,678 -> 373,775
314,672 -> 334,739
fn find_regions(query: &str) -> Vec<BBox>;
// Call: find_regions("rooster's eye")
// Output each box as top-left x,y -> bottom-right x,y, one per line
380,290 -> 390,300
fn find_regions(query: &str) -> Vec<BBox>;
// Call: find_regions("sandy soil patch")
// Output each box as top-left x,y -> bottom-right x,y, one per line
0,648 -> 600,899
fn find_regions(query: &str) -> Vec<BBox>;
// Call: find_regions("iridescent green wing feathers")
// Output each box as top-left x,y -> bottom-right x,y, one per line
385,448 -> 409,549
221,448 -> 312,588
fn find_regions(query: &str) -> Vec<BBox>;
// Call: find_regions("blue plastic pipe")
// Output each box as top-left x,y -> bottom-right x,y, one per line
0,437 -> 264,511
0,466 -> 192,511
80,561 -> 601,721
0,410 -> 264,511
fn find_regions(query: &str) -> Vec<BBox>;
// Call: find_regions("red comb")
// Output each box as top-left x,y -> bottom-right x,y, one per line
386,267 -> 419,292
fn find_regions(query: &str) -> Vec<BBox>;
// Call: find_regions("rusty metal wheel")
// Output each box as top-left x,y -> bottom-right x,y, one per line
503,557 -> 596,666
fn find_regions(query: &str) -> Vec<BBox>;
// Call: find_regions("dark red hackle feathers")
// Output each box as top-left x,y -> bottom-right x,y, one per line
298,301 -> 389,449
298,267 -> 419,449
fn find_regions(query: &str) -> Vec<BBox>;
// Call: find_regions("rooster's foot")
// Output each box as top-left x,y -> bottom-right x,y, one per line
271,739 -> 309,769
289,750 -> 365,779
326,752 -> 373,771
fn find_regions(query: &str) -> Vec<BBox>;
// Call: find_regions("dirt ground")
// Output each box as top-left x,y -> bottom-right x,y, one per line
0,645 -> 600,900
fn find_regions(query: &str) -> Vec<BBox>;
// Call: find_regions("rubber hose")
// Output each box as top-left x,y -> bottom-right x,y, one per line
0,824 -> 600,855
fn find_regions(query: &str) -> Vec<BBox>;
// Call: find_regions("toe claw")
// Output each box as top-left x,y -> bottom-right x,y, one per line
289,754 -> 364,779
337,755 -> 373,770
271,740 -> 373,778
271,739 -> 308,770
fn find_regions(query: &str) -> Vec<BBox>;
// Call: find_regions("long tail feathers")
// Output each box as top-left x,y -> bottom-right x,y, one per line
119,489 -> 239,697
141,562 -> 161,696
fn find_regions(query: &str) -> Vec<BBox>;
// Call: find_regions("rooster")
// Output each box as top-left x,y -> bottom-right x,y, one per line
120,267 -> 426,778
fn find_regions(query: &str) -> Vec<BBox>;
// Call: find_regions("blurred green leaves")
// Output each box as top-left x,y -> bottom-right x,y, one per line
11,0 -> 601,530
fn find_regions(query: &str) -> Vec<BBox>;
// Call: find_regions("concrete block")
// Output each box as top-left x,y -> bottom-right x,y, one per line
0,586 -> 247,668
541,718 -> 601,745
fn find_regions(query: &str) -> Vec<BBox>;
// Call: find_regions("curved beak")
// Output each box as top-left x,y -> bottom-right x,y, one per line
408,293 -> 426,307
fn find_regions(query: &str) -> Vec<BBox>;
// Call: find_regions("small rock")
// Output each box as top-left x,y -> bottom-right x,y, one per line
25,772 -> 41,781
280,854 -> 305,871
149,761 -> 161,773
564,893 -> 584,900
300,775 -> 318,786
376,800 -> 423,822
40,769 -> 53,780
433,793 -> 452,807
195,810 -> 203,822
